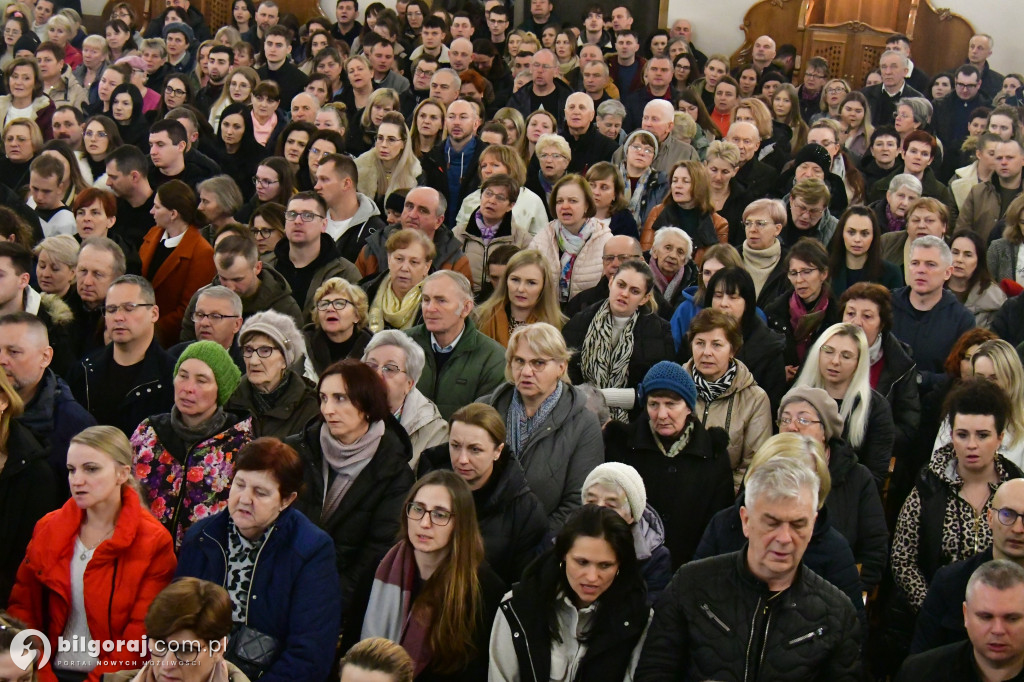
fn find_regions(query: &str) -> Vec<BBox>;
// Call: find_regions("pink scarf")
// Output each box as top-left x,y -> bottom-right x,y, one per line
788,289 -> 830,362
251,112 -> 277,146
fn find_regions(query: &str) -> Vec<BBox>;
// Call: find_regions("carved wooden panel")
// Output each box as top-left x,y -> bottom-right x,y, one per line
730,0 -> 805,72
808,32 -> 846,77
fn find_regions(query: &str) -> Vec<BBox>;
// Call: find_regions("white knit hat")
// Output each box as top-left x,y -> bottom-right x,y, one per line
582,462 -> 647,522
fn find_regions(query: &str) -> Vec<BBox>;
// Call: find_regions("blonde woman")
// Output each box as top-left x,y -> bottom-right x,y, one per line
347,74 -> 394,154
355,110 -> 421,211
814,78 -> 850,121
303,276 -> 372,380
493,107 -> 525,147
475,249 -> 565,347
33,233 -> 78,298
208,65 -> 259,131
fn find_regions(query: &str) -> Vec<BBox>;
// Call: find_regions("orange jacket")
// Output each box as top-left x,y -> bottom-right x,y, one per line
139,226 -> 217,348
8,486 -> 177,682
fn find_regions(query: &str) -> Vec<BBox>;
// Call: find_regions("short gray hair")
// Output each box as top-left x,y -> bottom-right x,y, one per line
432,68 -> 461,91
423,270 -> 473,304
880,49 -> 909,69
745,454 -> 820,512
362,329 -> 426,383
898,97 -> 933,125
967,560 -> 1024,602
888,173 -> 923,195
197,175 -> 245,217
79,237 -> 127,278
597,99 -> 626,120
910,235 -> 952,267
651,226 -> 693,258
196,285 -> 242,317
581,59 -> 609,77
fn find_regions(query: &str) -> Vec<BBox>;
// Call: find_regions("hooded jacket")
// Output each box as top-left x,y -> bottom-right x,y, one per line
180,265 -> 304,342
634,507 -> 672,605
273,233 -> 362,322
330,192 -> 387,264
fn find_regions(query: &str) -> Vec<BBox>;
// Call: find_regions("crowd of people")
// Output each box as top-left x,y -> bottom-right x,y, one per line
1,0 -> 1024,679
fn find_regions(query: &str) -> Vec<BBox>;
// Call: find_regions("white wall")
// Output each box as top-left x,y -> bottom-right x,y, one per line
666,0 -> 1024,76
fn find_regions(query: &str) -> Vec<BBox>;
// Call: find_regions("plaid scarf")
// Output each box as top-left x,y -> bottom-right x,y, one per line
362,542 -> 433,676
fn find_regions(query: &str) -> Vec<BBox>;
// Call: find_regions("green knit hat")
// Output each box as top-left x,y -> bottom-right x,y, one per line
174,340 -> 242,406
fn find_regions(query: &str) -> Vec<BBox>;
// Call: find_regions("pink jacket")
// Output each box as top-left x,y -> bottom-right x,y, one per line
528,219 -> 612,301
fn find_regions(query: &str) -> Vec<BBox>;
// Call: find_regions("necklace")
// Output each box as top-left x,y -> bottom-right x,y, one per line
79,527 -> 114,560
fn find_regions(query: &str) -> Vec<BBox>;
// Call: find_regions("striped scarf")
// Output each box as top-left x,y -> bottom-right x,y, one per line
361,542 -> 433,676
580,300 -> 637,421
693,361 -> 738,404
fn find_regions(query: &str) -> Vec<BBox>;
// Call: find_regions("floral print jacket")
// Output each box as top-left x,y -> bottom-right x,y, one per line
131,413 -> 253,549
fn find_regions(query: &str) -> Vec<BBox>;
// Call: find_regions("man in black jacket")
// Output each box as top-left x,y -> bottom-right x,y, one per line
912,479 -> 1024,654
257,25 -> 309,106
562,93 -> 617,176
898,560 -> 1024,682
862,50 -> 924,127
422,99 -> 487,226
933,65 -> 991,182
636,451 -> 862,680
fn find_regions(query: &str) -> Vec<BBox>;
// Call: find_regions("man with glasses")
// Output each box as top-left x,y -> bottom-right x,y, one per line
934,64 -> 992,182
486,5 -> 510,55
781,178 -> 837,246
508,48 -> 572,124
864,50 -> 924,127
67,274 -> 176,435
402,55 -> 439,116
912,479 -> 1024,654
180,236 -> 302,342
796,56 -> 830,123
170,286 -> 245,371
315,153 -> 386,262
274,191 -> 360,320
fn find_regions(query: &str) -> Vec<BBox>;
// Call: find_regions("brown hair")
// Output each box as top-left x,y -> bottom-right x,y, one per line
687,307 -> 743,352
145,578 -> 234,641
944,327 -> 999,378
232,437 -> 304,498
155,179 -> 199,225
317,359 -> 390,423
838,282 -> 894,336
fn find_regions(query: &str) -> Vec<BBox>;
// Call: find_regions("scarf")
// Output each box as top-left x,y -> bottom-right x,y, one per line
649,254 -> 686,303
868,332 -> 884,365
693,360 -> 738,404
251,370 -> 292,414
789,289 -> 831,362
579,301 -> 636,421
251,112 -> 277,146
361,542 -> 433,676
557,55 -> 578,77
619,160 -> 654,226
649,417 -> 694,458
170,406 -> 229,452
507,381 -> 563,457
474,209 -> 500,243
369,274 -> 424,332
884,203 -> 905,233
478,304 -> 537,348
742,240 -> 781,297
226,520 -> 271,624
319,419 -> 385,522
556,219 -> 594,302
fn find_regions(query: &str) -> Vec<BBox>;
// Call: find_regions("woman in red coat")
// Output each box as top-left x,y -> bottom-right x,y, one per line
8,426 -> 177,682
139,180 -> 217,347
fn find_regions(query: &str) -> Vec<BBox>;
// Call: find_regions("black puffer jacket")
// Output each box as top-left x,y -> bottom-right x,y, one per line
562,301 -> 674,390
636,550 -> 863,681
844,389 -> 895,488
874,332 -> 921,455
826,437 -> 890,588
417,446 -> 548,585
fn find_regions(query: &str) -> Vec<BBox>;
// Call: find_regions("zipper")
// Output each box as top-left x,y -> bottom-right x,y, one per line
788,627 -> 824,646
205,527 -> 229,578
505,603 -> 538,682
243,526 -> 275,625
700,603 -> 730,633
743,597 -> 761,682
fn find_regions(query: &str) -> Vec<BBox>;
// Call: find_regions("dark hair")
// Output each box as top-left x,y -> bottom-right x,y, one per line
902,129 -> 937,156
949,228 -> 994,294
829,206 -> 885,283
838,282 -> 894,336
145,578 -> 234,641
230,0 -> 256,30
105,143 -> 147,175
702,266 -> 757,330
155,179 -> 198,225
55,104 -> 84,124
288,189 -> 327,215
317,359 -> 390,423
676,87 -> 718,136
956,64 -> 981,81
274,119 -> 315,156
786,237 -> 830,275
30,153 -> 65,184
945,376 -> 1011,434
149,118 -> 188,146
215,233 -> 259,267
869,125 -> 899,146
84,115 -> 124,158
0,241 -> 32,275
253,79 -> 281,101
257,156 -> 298,204
209,43 -> 234,63
319,152 -> 357,184
339,638 -> 414,682
233,437 -> 304,498
0,207 -> 33,248
479,172 -> 519,203
486,243 -> 519,268
36,40 -> 65,61
265,24 -> 292,42
422,15 -> 446,32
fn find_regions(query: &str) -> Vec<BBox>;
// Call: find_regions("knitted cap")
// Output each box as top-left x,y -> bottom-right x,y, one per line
640,361 -> 696,410
239,309 -> 305,367
385,190 -> 407,216
582,462 -> 647,522
779,386 -> 844,441
163,21 -> 195,42
793,143 -> 832,176
624,129 -> 659,160
174,340 -> 242,406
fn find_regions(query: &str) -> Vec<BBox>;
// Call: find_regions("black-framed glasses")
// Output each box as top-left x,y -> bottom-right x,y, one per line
164,85 -> 187,97
191,311 -> 240,322
406,502 -> 453,525
364,360 -> 406,377
995,507 -> 1024,527
242,345 -> 277,358
250,227 -> 276,239
253,176 -> 280,187
285,210 -> 324,222
316,298 -> 353,311
149,639 -> 203,663
103,302 -> 154,315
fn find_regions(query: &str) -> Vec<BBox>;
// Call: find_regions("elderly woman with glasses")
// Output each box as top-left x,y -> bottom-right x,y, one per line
361,330 -> 448,468
303,276 -> 372,380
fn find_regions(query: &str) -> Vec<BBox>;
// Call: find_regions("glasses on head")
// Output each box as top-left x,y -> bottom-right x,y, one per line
253,176 -> 280,187
375,134 -> 402,145
250,227 -> 275,239
628,144 -> 655,157
481,188 -> 510,202
538,152 -> 566,161
601,253 -> 638,264
103,302 -> 154,315
364,360 -> 406,377
406,501 -> 453,525
744,219 -> 772,229
777,415 -> 822,428
164,86 -> 187,97
511,357 -> 555,372
242,345 -> 276,358
995,507 -> 1024,527
149,640 -> 203,664
316,298 -> 352,311
285,210 -> 324,222
787,267 -> 819,279
84,130 -> 108,138
191,311 -> 239,322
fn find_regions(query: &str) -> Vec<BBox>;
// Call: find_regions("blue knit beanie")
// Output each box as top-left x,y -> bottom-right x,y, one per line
640,361 -> 696,410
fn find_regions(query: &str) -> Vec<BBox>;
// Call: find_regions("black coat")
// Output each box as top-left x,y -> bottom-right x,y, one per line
563,123 -> 618,176
604,415 -> 733,567
288,415 -> 415,645
909,547 -> 992,655
826,437 -> 889,588
738,315 -> 788,418
845,389 -> 896,488
562,302 -> 674,391
863,82 -> 925,127
733,157 -> 779,200
896,639 -> 1024,682
875,332 -> 921,461
417,447 -> 548,585
420,137 -> 488,223
992,293 -> 1024,347
764,289 -> 843,368
564,277 -> 671,321
739,240 -> 791,309
301,325 -> 373,378
636,549 -> 863,681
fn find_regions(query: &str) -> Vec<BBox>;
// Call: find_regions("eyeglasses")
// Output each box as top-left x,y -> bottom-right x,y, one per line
150,640 -> 203,664
414,67 -> 436,77
628,144 -> 655,157
955,81 -> 980,89
84,130 -> 108,139
242,345 -> 277,358
481,188 -> 510,202
601,253 -> 638,263
285,210 -> 324,222
308,147 -> 331,159
192,311 -> 240,322
787,267 -> 819,279
364,360 -> 406,377
538,152 -> 566,161
777,416 -> 822,427
253,176 -> 280,187
375,134 -> 402,145
791,202 -> 825,219
995,507 -> 1024,527
804,72 -> 825,80
511,357 -> 555,372
103,302 -> 154,315
316,298 -> 353,311
164,86 -> 187,97
531,62 -> 555,70
406,501 -> 453,525
250,227 -> 276,239
825,86 -> 848,94
744,219 -> 772,229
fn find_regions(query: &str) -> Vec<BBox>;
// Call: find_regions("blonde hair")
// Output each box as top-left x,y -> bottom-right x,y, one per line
744,432 -> 830,509
735,97 -> 772,138
973,339 -> 1024,440
312,277 -> 369,330
475,249 -> 565,333
33,234 -> 79,270
705,139 -> 741,167
71,425 -> 142,494
504,323 -> 572,383
0,371 -> 24,451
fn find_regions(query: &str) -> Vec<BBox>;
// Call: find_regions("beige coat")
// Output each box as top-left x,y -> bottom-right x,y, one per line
528,218 -> 612,301
400,387 -> 449,470
685,358 -> 772,491
453,214 -> 533,292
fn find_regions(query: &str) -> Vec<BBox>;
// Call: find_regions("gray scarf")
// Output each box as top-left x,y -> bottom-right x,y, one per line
507,381 -> 563,458
170,406 -> 229,451
319,419 -> 386,522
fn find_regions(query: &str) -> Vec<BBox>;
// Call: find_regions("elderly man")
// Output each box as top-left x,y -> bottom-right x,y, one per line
579,53 -> 618,106
623,55 -> 676,132
913,480 -> 1024,654
637,442 -> 862,679
612,100 -> 698,174
864,50 -> 925,127
405,271 -> 505,418
669,18 -> 708,68
746,35 -> 777,75
565,235 -> 646,316
885,34 -> 930,94
508,49 -> 572,124
563,92 -> 617,174
728,121 -> 780,199
67,237 -> 126,358
355,187 -> 472,283
429,68 -> 460,107
898,560 -> 1024,681
966,33 -> 1004,101
289,92 -> 320,124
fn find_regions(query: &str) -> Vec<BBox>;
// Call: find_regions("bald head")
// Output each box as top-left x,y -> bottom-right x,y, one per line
990,479 -> 1024,562
752,35 -> 777,66
290,92 -> 319,123
565,92 -> 596,135
602,235 -> 643,279
449,37 -> 474,72
0,314 -> 53,398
